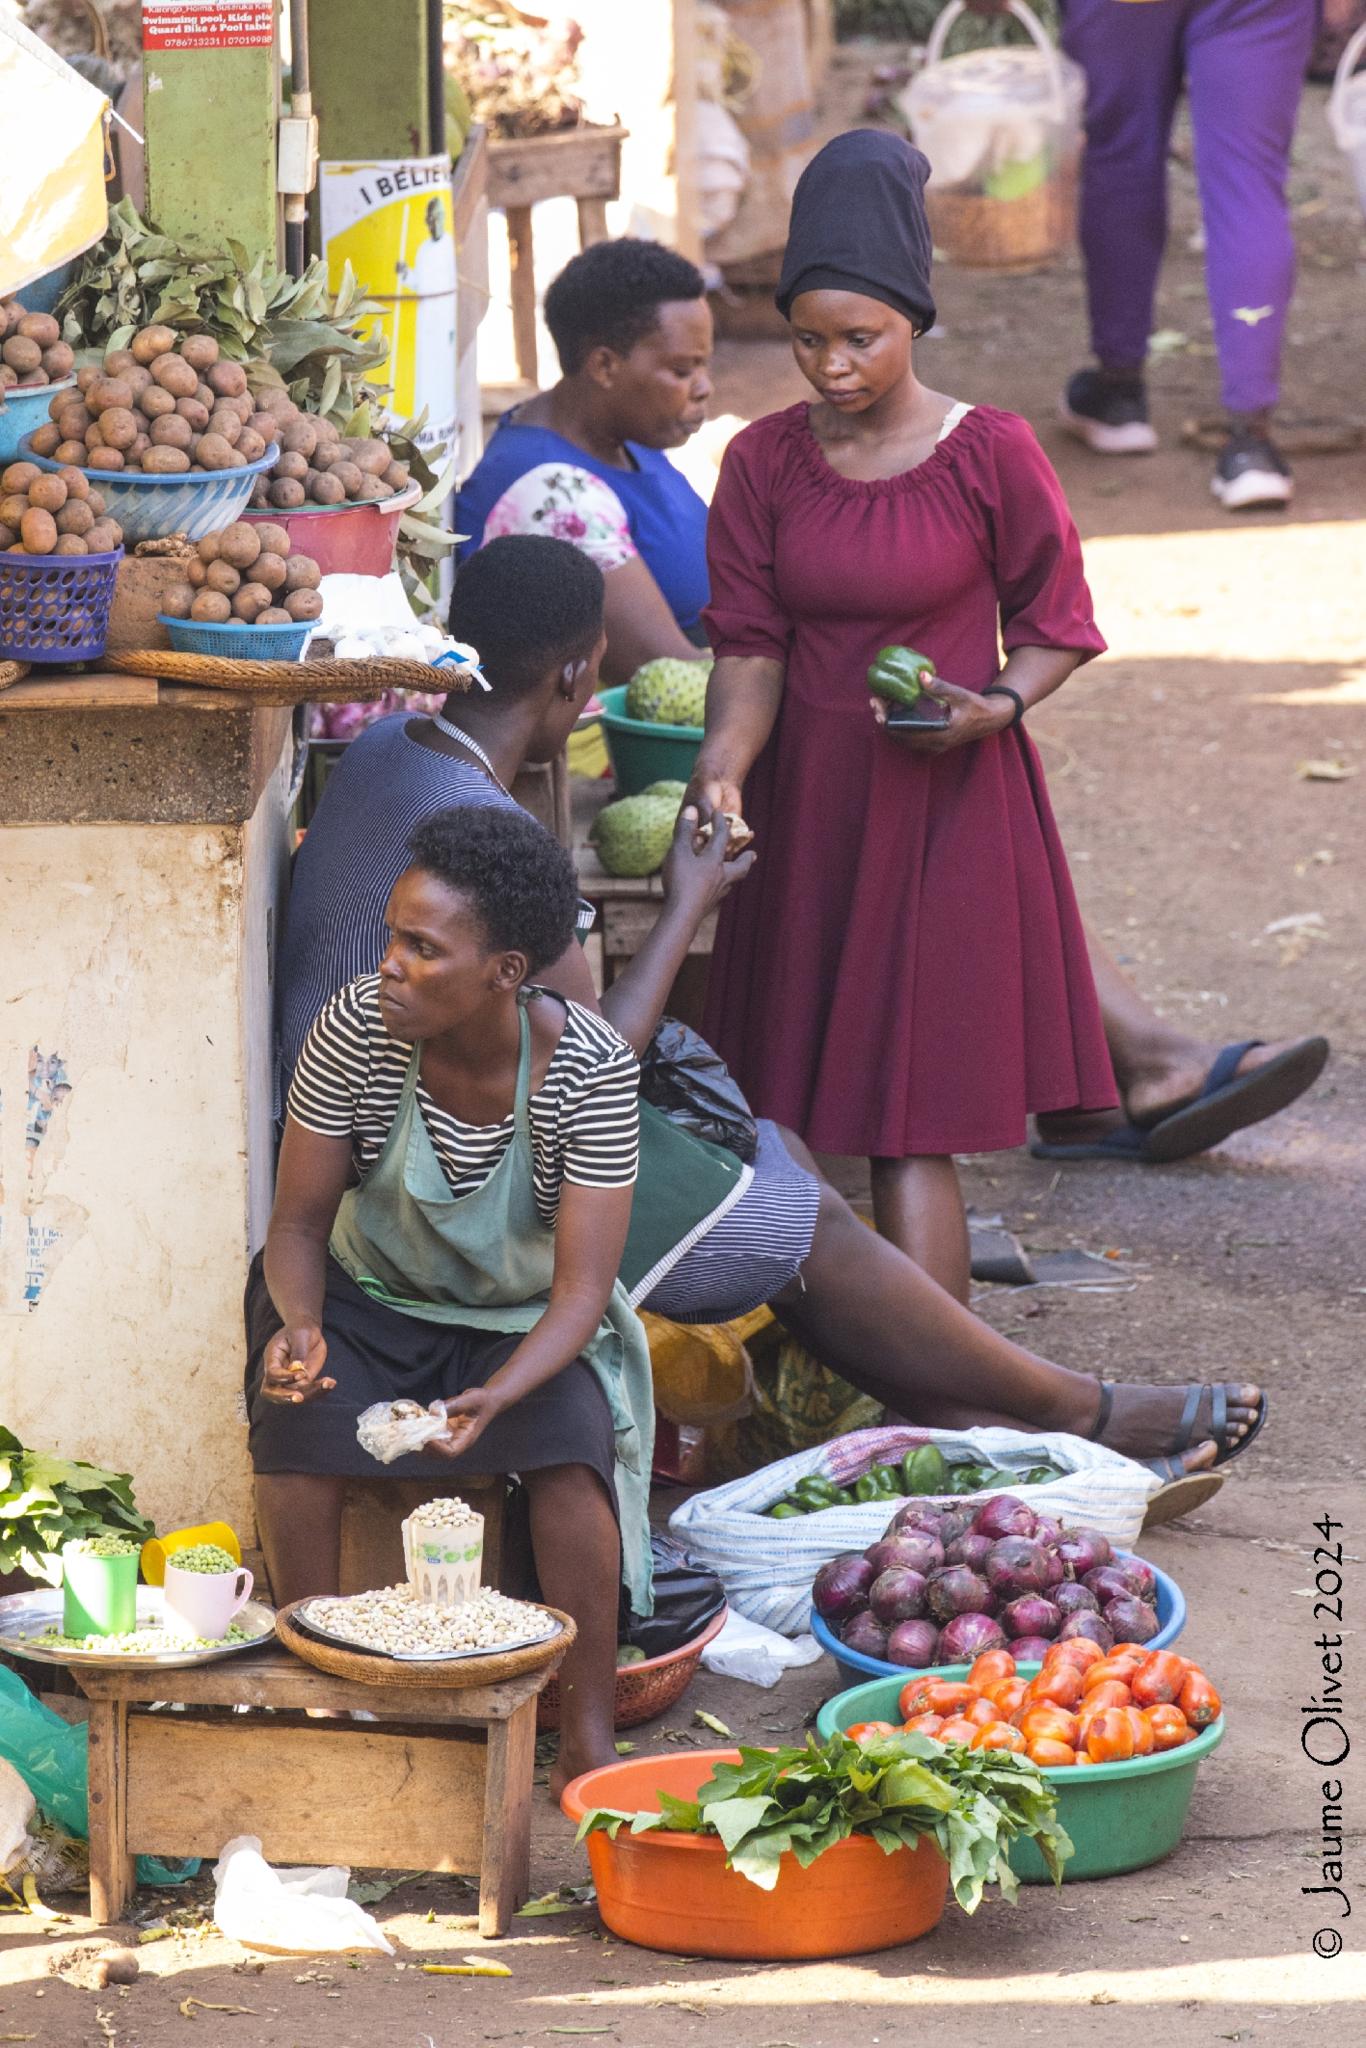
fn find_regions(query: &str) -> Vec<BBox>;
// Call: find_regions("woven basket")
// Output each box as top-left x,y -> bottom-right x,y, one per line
107,650 -> 452,703
276,1598 -> 574,1691
927,162 -> 1078,272
0,660 -> 30,693
0,546 -> 123,663
537,1606 -> 726,1732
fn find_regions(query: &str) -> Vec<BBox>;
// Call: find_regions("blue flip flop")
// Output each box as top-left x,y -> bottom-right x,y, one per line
1032,1036 -> 1329,1164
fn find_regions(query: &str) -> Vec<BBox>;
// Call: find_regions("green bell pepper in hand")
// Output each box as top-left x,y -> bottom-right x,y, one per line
868,645 -> 937,708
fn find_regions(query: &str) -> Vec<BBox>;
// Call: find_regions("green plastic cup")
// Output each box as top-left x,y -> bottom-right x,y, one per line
62,1541 -> 139,1638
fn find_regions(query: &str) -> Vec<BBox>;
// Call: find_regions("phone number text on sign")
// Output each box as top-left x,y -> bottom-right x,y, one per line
142,1 -> 274,50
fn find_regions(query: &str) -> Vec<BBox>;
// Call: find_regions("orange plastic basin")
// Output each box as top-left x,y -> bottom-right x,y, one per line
561,1749 -> 949,1959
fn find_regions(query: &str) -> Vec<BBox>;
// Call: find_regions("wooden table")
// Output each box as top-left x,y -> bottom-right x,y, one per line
571,773 -> 717,1001
487,125 -> 628,387
77,1644 -> 547,1935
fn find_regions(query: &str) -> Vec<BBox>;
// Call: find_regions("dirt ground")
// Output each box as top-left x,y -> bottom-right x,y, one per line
3,64 -> 1365,2048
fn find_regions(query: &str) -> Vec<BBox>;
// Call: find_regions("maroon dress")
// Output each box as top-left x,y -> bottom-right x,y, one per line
701,401 -> 1117,1157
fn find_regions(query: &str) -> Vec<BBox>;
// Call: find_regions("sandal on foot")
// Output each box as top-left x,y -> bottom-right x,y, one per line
1134,1037 -> 1328,1163
1088,1379 -> 1268,1471
1030,1122 -> 1151,1162
1140,1466 -> 1225,1530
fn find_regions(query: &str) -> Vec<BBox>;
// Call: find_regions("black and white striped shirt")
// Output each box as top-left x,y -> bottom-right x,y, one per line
288,975 -> 639,1226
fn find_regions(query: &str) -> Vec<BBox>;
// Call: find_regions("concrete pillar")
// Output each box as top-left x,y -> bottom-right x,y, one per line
0,703 -> 293,1534
141,9 -> 280,260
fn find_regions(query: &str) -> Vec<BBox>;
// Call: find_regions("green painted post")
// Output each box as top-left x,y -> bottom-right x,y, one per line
142,22 -> 280,259
311,0 -> 432,159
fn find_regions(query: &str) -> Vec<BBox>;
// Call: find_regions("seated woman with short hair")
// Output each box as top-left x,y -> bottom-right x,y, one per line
249,806 -> 653,1792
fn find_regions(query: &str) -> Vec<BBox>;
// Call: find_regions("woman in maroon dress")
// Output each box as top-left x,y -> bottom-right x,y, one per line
694,130 -> 1116,1300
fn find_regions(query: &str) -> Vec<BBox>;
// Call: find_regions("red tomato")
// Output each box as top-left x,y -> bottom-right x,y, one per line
1144,1704 -> 1193,1751
972,1720 -> 1027,1754
1178,1671 -> 1222,1729
1018,1704 -> 1081,1748
845,1720 -> 896,1745
1121,1706 -> 1155,1756
968,1649 -> 1018,1690
902,1711 -> 945,1737
1082,1680 -> 1133,1714
1027,1737 -> 1078,1768
1130,1651 -> 1189,1708
1084,1709 -> 1135,1763
1025,1664 -> 1084,1710
1083,1655 -> 1143,1693
1044,1637 -> 1105,1675
963,1696 -> 999,1729
936,1716 -> 980,1747
899,1678 -> 976,1720
985,1677 -> 1029,1719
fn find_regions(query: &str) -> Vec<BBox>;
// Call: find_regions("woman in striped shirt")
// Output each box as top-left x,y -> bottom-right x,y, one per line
250,805 -> 655,1792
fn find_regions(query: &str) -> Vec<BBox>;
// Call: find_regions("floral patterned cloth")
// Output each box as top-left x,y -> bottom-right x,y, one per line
482,461 -> 637,572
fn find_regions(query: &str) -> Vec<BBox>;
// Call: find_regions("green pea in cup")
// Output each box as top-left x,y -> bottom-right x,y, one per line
62,1536 -> 140,1638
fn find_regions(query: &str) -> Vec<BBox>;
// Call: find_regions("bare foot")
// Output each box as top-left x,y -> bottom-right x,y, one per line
549,1732 -> 617,1804
1079,1379 -> 1263,1463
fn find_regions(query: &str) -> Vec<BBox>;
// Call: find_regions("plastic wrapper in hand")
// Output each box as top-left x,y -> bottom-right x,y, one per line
212,1835 -> 394,1956
357,1398 -> 451,1465
639,1017 -> 758,1163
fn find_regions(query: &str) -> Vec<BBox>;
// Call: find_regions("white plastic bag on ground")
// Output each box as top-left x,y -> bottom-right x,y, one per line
212,1836 -> 394,1955
700,1609 -> 824,1689
669,1425 -> 1160,1636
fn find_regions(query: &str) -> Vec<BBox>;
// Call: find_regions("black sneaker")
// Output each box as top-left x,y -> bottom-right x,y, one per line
1211,430 -> 1293,511
1059,368 -> 1158,455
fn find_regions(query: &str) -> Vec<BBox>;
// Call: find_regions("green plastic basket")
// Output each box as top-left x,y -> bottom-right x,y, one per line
815,1665 -> 1225,1882
597,683 -> 703,795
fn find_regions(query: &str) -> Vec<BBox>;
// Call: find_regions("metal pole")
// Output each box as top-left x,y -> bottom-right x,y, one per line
284,0 -> 313,277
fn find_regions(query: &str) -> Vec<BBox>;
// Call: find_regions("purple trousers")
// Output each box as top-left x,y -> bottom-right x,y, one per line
1061,0 -> 1317,412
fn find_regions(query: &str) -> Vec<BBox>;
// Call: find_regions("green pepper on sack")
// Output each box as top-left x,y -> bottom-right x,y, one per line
769,1500 -> 804,1519
868,645 -> 937,708
902,1445 -> 949,1496
853,1471 -> 885,1504
870,1464 -> 902,1497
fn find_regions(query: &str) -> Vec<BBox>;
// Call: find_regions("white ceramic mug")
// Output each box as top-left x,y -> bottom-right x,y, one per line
163,1559 -> 254,1640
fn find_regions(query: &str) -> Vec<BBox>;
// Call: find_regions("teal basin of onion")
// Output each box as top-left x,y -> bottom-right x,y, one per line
816,1663 -> 1224,1881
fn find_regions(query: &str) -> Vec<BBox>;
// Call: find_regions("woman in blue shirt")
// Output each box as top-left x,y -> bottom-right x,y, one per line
455,238 -> 713,684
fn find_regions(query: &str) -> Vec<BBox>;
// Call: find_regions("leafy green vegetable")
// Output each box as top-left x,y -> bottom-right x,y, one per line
577,1732 -> 1071,1909
0,1428 -> 153,1587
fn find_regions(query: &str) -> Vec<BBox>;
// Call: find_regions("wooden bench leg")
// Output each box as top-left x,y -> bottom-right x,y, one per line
86,1699 -> 135,1925
477,1695 -> 537,1937
505,203 -> 538,387
576,195 -> 609,247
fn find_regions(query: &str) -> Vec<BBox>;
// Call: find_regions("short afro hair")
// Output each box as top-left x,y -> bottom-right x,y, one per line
406,805 -> 578,974
449,535 -> 604,696
544,236 -> 706,374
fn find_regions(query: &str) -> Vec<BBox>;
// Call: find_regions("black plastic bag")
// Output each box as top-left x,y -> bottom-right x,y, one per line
639,1017 -> 759,1164
621,1531 -> 726,1656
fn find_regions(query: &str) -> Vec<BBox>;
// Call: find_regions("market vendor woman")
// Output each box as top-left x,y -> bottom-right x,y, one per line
248,806 -> 652,1790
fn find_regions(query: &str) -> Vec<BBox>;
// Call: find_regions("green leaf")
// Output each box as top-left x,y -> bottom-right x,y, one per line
700,1795 -> 774,1853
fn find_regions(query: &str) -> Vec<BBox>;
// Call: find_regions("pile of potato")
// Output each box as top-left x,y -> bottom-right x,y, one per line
162,519 -> 323,627
25,326 -> 270,477
0,300 -> 76,390
0,460 -> 123,557
245,387 -> 411,511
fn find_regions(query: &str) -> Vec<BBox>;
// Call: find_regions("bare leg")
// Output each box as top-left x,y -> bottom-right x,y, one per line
1037,919 -> 1319,1141
771,1153 -> 1261,1463
524,1463 -> 620,1799
255,1472 -> 345,1604
870,1154 -> 970,1304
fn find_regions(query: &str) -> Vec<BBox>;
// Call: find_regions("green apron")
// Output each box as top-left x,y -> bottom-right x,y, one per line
328,995 -> 656,1614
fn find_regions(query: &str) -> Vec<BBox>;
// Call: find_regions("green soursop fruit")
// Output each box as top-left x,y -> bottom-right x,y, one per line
624,656 -> 711,728
589,789 -> 683,877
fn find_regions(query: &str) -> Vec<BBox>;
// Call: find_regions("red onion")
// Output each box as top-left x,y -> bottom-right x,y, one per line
1032,1513 -> 1064,1549
1056,1528 -> 1112,1575
944,1531 -> 994,1572
864,1535 -> 940,1580
1008,1636 -> 1055,1664
1083,1565 -> 1136,1607
886,1618 -> 940,1668
926,1564 -> 993,1623
971,1494 -> 1037,1541
938,1611 -> 1008,1662
887,1502 -> 945,1538
1103,1595 -> 1160,1644
812,1553 -> 876,1623
935,1508 -> 973,1546
1001,1594 -> 1061,1640
1052,1580 -> 1100,1618
1041,1547 -> 1066,1589
1058,1611 -> 1114,1651
869,1567 -> 930,1625
985,1536 -> 1053,1598
1117,1555 -> 1157,1602
840,1611 -> 889,1659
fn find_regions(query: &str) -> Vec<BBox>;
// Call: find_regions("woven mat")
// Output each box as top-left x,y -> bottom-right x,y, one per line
0,661 -> 31,693
106,651 -> 464,702
276,1598 -> 574,1691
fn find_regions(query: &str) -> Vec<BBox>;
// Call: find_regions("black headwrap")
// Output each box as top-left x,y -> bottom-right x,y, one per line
775,129 -> 936,335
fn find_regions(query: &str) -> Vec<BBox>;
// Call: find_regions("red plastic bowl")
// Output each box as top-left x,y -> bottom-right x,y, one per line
561,1749 -> 949,1958
243,483 -> 419,578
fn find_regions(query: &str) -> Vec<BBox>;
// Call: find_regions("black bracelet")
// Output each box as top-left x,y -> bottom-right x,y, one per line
984,685 -> 1025,728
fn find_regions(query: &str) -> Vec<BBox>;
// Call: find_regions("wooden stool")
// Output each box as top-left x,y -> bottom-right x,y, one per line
487,124 -> 628,388
77,1645 -> 547,1935
338,1475 -> 509,1595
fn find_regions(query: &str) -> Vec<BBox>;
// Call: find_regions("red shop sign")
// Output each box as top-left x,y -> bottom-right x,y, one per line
142,2 -> 275,51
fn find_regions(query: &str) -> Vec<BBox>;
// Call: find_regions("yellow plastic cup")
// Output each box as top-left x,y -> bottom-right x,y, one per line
141,1521 -> 241,1586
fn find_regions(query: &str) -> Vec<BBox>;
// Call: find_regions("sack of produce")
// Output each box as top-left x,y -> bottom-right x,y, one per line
900,0 -> 1084,273
669,1424 -> 1160,1636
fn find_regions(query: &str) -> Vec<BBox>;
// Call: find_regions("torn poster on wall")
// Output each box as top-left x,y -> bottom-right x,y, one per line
0,1048 -> 74,1313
